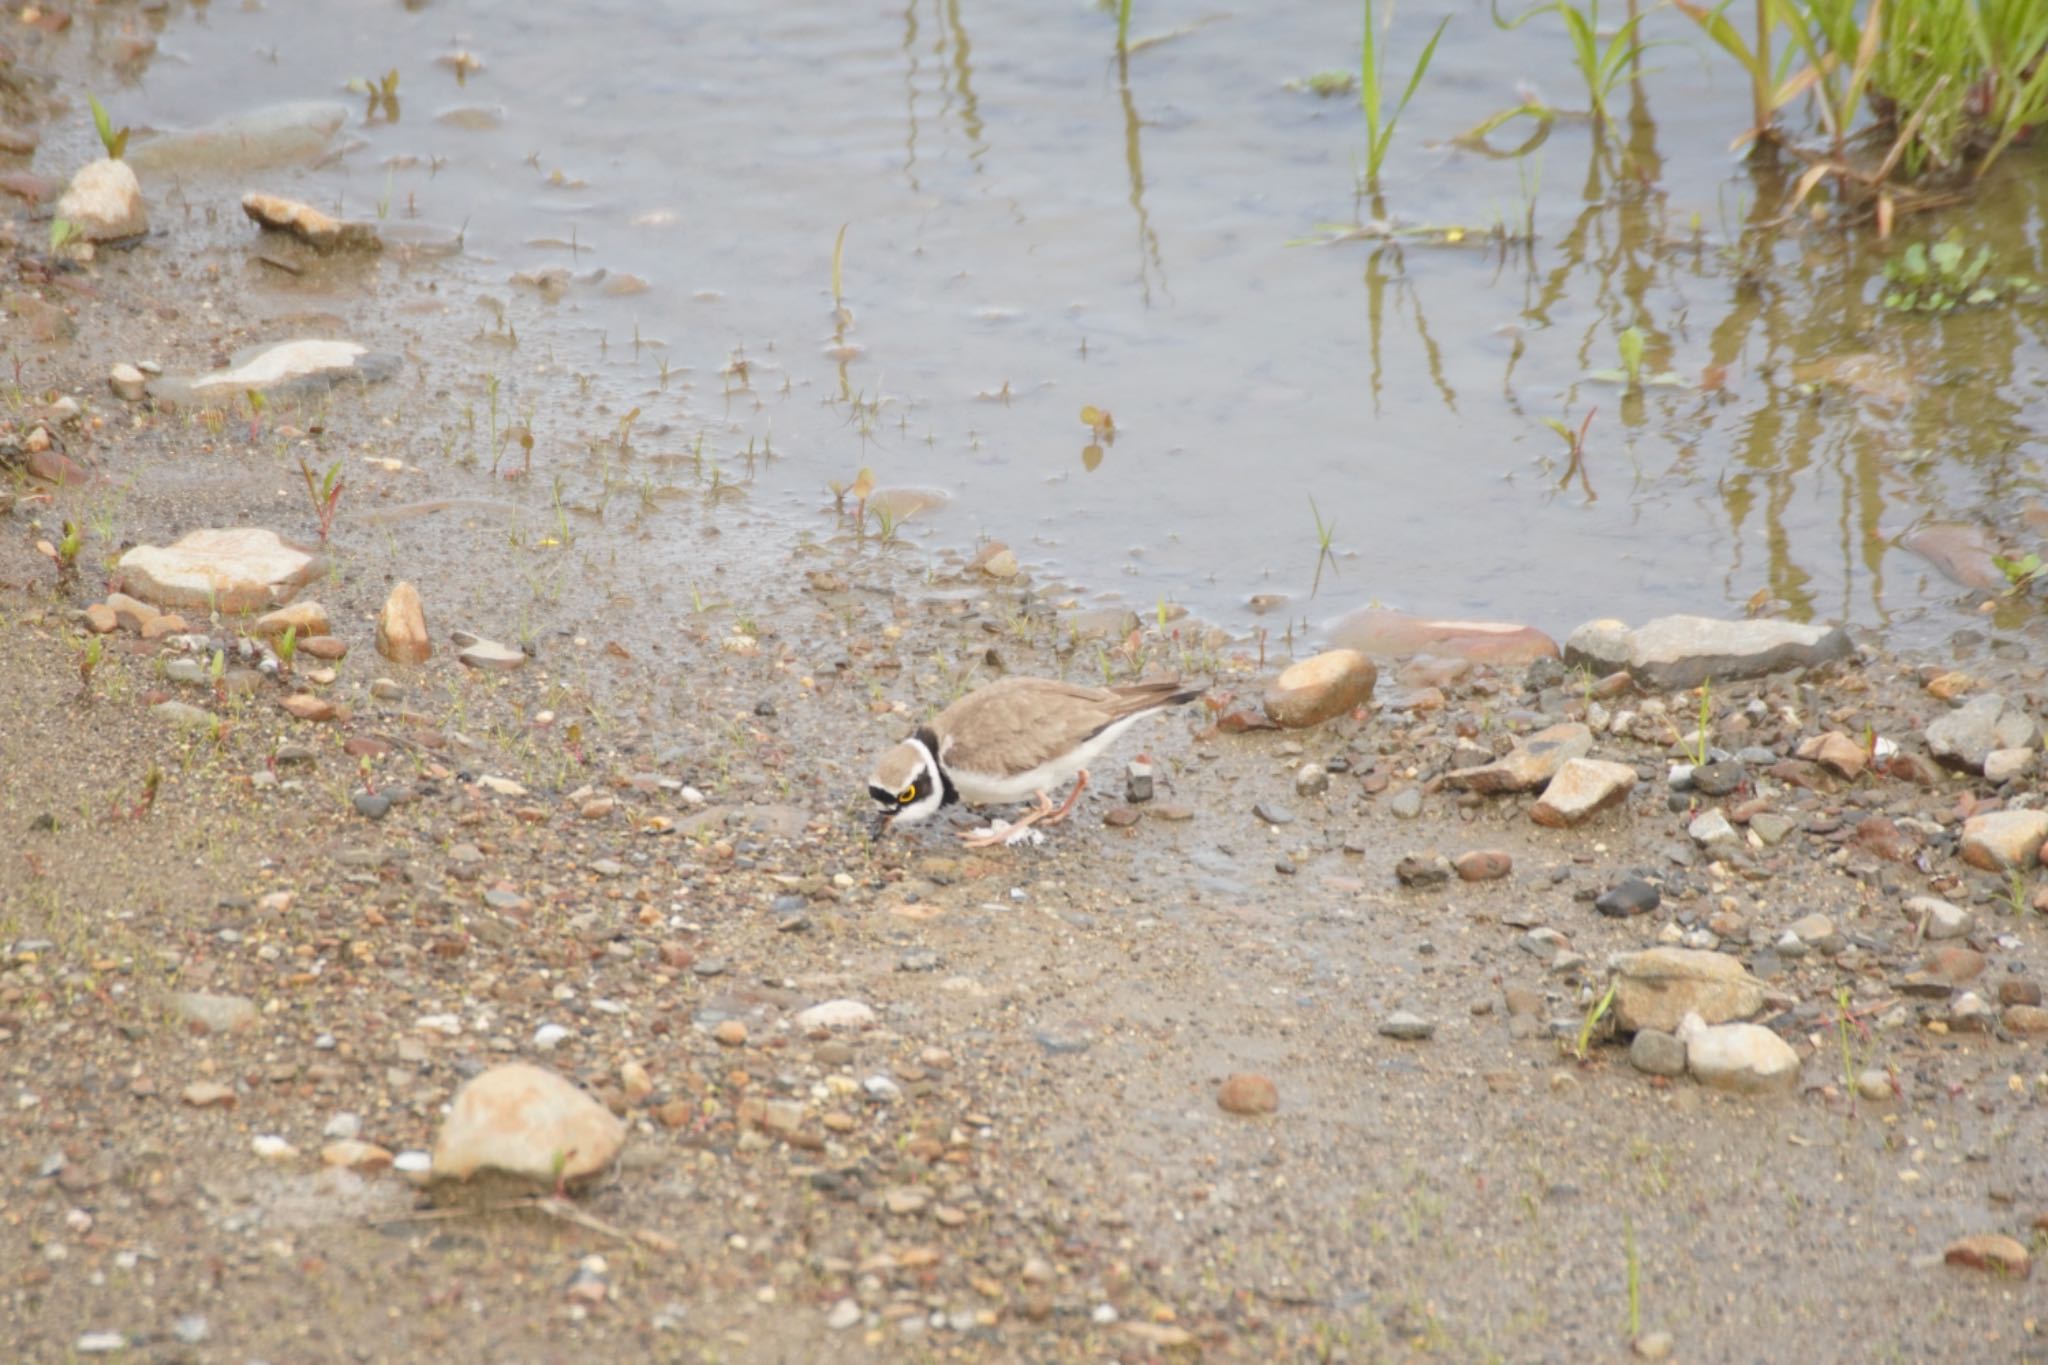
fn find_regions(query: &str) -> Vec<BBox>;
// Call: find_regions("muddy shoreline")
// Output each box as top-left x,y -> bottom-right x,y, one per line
5,24 -> 2048,1365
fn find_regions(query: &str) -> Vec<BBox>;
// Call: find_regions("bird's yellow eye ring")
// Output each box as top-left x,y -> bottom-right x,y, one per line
898,785 -> 917,804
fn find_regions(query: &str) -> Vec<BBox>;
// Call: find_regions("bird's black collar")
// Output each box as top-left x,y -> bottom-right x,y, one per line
914,726 -> 958,806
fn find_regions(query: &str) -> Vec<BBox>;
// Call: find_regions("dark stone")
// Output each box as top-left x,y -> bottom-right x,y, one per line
1691,761 -> 1746,797
1595,877 -> 1660,918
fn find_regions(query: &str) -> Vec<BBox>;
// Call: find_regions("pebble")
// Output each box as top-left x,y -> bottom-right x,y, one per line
108,363 -> 146,401
713,1020 -> 749,1046
1632,1331 -> 1675,1361
1687,808 -> 1738,848
532,1023 -> 571,1051
1690,760 -> 1746,796
1253,801 -> 1295,825
1595,877 -> 1660,918
1960,810 -> 2048,871
1927,693 -> 2038,773
1906,895 -> 1973,940
352,792 -> 392,821
1531,758 -> 1637,827
1294,763 -> 1329,797
431,1063 -> 625,1185
1125,759 -> 1153,803
170,990 -> 257,1034
1389,788 -> 1423,819
1855,1068 -> 1893,1102
1395,853 -> 1452,888
1985,747 -> 2036,784
1614,948 -> 1764,1033
827,1299 -> 863,1330
1262,649 -> 1376,729
180,1082 -> 236,1108
1216,1073 -> 1279,1115
1453,849 -> 1512,882
1628,1029 -> 1687,1077
1943,1233 -> 2031,1278
1378,1011 -> 1435,1040
795,1000 -> 875,1031
1676,1013 -> 1800,1093
1749,812 -> 1795,845
1444,722 -> 1591,794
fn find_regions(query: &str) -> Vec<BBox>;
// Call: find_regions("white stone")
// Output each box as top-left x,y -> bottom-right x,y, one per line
116,527 -> 321,613
795,999 -> 876,1031
109,363 -> 146,401
191,339 -> 367,393
430,1063 -> 625,1185
56,158 -> 146,241
1905,896 -> 1973,941
1677,1012 -> 1800,1093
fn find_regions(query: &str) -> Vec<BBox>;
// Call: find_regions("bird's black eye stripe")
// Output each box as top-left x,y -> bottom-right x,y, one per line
868,783 -> 899,807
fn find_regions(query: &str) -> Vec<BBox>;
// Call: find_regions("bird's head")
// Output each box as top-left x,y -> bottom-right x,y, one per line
866,734 -> 945,835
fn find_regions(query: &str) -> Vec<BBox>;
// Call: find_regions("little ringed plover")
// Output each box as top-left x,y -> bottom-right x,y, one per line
867,675 -> 1202,846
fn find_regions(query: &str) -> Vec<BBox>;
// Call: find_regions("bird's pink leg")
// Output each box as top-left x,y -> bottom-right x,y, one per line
1040,769 -> 1091,825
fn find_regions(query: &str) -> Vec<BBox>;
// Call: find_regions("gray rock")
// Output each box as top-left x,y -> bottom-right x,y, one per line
1985,747 -> 2037,785
170,991 -> 257,1034
1395,853 -> 1452,888
1691,760 -> 1747,797
1749,813 -> 1796,846
1378,1011 -> 1436,1040
152,700 -> 216,727
1927,693 -> 2039,773
1787,912 -> 1840,953
1614,948 -> 1764,1033
1676,1012 -> 1800,1093
1595,878 -> 1660,918
154,339 -> 401,405
1571,614 -> 1852,690
1628,1029 -> 1687,1077
1294,763 -> 1329,797
1687,809 -> 1738,848
1444,722 -> 1592,794
1563,618 -> 1632,676
1388,788 -> 1423,819
1905,895 -> 1972,941
1530,759 -> 1638,827
1126,759 -> 1153,803
1253,801 -> 1295,826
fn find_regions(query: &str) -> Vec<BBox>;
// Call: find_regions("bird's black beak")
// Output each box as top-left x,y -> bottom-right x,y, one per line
872,810 -> 896,839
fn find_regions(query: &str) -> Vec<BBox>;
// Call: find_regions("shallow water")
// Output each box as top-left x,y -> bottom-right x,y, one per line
82,0 -> 2048,647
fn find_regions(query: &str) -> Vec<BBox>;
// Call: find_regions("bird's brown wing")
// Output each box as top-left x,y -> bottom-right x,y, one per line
934,677 -> 1193,778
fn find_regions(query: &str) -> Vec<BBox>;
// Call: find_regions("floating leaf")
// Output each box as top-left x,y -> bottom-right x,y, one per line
1081,443 -> 1103,472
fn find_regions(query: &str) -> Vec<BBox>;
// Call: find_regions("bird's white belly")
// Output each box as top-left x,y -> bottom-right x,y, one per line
948,712 -> 1148,807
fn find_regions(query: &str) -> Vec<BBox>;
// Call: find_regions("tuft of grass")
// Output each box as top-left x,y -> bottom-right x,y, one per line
87,92 -> 129,160
1309,495 -> 1339,596
297,456 -> 345,542
1360,0 -> 1449,190
1492,0 -> 1654,133
1570,978 -> 1618,1060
